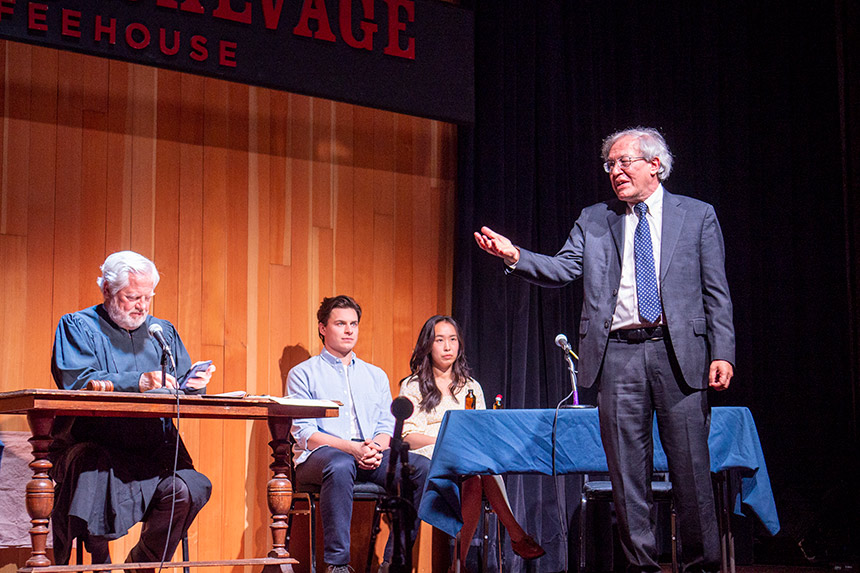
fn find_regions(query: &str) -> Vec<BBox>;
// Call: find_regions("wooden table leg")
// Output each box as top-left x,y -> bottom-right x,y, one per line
267,416 -> 294,560
25,410 -> 56,568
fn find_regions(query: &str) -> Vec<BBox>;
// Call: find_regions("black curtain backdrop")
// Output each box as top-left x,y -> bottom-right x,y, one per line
453,1 -> 859,570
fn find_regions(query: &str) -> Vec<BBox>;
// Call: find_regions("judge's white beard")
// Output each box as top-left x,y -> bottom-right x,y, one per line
104,298 -> 148,331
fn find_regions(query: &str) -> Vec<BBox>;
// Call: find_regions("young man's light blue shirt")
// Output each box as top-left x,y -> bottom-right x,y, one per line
287,348 -> 395,465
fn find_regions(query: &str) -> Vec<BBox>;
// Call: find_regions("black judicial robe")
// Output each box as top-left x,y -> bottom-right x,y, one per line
49,305 -> 211,564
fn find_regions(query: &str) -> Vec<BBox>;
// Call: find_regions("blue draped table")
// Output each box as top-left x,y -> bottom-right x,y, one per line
419,406 -> 779,541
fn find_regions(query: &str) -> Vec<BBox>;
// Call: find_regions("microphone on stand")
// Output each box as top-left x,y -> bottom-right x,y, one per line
555,333 -> 590,408
387,396 -> 414,491
149,323 -> 176,371
555,333 -> 579,359
385,396 -> 415,573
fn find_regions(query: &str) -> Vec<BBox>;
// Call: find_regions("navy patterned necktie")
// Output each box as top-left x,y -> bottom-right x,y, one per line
634,202 -> 662,322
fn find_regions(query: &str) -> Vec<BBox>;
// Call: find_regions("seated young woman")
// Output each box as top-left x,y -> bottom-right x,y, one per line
399,315 -> 546,567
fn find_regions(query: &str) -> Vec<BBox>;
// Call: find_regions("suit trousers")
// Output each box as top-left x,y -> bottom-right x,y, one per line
598,336 -> 720,573
295,445 -> 430,566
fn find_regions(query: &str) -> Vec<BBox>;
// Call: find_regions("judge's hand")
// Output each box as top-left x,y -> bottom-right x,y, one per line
139,371 -> 178,392
474,226 -> 520,266
709,360 -> 733,390
183,364 -> 216,391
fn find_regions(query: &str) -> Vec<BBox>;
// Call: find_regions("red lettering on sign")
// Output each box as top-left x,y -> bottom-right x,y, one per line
190,35 -> 208,61
156,0 -> 204,14
213,0 -> 251,24
28,2 -> 47,32
219,40 -> 237,67
126,22 -> 151,49
383,0 -> 414,59
293,0 -> 336,42
61,9 -> 82,38
340,0 -> 376,51
0,0 -> 15,22
179,0 -> 205,15
261,0 -> 285,30
94,15 -> 117,44
160,29 -> 180,55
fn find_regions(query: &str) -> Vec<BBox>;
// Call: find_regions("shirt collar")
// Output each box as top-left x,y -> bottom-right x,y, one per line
320,347 -> 355,367
627,183 -> 664,217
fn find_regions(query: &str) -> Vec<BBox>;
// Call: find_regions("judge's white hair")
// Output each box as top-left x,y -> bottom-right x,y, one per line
601,127 -> 674,181
97,251 -> 160,294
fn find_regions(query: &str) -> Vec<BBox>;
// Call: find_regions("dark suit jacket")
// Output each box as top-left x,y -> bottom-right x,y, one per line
512,189 -> 735,389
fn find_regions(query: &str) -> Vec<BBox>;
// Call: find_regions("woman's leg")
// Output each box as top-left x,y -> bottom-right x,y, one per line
480,475 -> 527,542
459,476 -> 484,566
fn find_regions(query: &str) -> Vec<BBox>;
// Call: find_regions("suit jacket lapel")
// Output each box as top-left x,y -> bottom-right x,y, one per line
661,190 -> 684,279
608,200 -> 626,269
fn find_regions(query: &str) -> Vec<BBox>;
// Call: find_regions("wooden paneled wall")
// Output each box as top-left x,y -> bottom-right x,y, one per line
0,41 -> 456,573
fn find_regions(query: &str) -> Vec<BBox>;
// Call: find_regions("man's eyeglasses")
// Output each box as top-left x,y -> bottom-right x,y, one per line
603,156 -> 647,173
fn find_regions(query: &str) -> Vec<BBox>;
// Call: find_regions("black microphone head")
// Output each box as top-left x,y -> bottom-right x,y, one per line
555,333 -> 569,349
391,396 -> 414,421
148,323 -> 163,336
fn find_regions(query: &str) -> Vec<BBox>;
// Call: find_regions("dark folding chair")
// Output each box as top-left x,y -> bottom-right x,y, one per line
579,474 -> 679,573
286,459 -> 387,573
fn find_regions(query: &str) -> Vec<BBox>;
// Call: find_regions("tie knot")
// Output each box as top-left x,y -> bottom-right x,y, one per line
634,202 -> 648,217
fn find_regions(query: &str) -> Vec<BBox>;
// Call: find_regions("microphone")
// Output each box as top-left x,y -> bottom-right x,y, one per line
555,333 -> 572,353
390,396 -> 414,453
391,395 -> 415,423
387,396 -> 414,491
555,333 -> 587,407
148,323 -> 176,370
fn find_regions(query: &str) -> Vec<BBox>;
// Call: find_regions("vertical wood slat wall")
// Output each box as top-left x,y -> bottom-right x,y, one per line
0,42 -> 456,573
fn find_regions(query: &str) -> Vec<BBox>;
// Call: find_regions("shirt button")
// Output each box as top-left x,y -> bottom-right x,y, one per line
612,288 -> 618,296
604,321 -> 610,329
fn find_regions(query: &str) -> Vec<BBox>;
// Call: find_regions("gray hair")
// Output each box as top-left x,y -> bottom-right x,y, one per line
601,127 -> 674,181
97,251 -> 160,294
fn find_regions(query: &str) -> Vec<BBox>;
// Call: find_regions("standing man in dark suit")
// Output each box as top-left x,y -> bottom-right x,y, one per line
474,127 -> 734,573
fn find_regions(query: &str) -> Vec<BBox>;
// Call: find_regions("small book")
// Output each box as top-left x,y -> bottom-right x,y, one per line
205,390 -> 248,398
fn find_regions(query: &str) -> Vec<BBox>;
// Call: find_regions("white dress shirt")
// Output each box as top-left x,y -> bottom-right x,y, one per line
611,184 -> 664,330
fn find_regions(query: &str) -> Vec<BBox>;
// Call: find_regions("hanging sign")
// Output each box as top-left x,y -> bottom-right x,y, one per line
0,0 -> 474,123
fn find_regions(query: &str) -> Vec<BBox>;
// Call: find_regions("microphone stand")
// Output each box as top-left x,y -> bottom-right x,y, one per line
561,350 -> 593,409
383,439 -> 415,573
161,346 -> 171,393
383,396 -> 415,573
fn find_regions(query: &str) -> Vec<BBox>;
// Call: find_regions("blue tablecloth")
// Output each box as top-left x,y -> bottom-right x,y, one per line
419,406 -> 779,537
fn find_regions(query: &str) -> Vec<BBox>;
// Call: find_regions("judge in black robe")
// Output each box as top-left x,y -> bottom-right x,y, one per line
49,252 -> 212,568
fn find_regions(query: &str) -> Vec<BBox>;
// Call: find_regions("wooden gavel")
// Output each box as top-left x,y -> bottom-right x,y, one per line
85,380 -> 114,392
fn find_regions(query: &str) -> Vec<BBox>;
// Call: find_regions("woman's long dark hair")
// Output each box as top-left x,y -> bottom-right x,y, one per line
408,315 -> 472,413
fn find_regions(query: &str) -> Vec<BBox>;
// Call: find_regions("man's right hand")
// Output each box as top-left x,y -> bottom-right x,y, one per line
474,226 -> 520,266
351,440 -> 382,470
139,371 -> 178,392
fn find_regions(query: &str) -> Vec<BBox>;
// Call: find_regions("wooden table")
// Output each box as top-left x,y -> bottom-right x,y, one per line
0,389 -> 339,573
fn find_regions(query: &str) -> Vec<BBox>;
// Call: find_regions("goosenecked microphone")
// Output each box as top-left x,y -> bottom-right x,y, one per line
148,323 -> 176,370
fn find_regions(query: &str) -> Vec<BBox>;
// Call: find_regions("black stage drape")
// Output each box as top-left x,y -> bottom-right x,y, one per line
453,1 -> 859,569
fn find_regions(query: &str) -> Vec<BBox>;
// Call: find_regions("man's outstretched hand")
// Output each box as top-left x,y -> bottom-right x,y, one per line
474,226 -> 520,266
